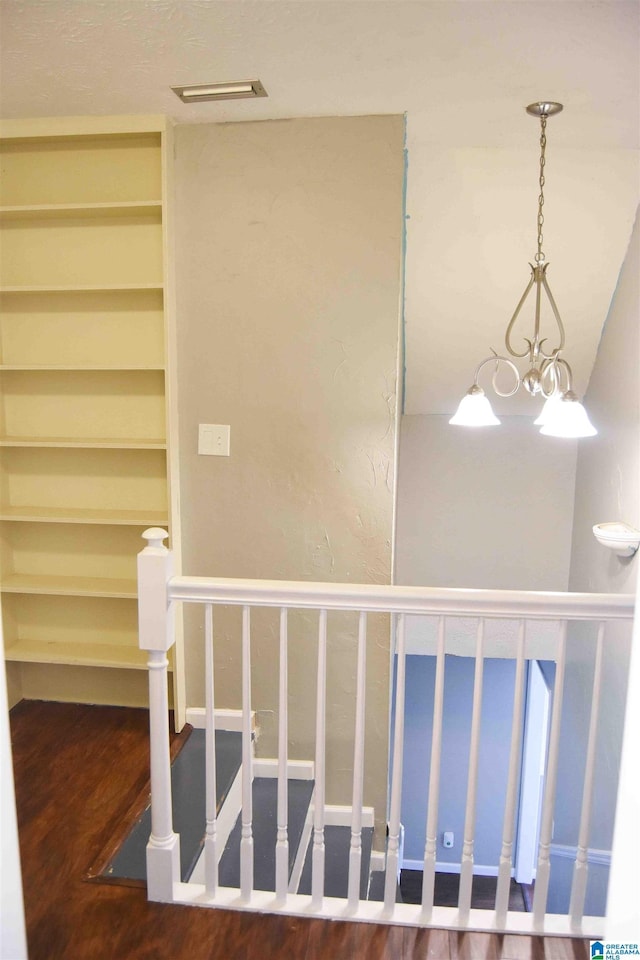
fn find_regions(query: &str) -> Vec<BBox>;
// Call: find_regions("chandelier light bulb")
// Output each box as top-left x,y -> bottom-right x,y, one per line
449,387 -> 501,427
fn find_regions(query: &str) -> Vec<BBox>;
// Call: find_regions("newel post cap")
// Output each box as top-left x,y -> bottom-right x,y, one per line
141,528 -> 170,552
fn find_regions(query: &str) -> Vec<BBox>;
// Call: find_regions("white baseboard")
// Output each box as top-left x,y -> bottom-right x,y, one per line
550,843 -> 611,867
253,758 -> 315,781
289,793 -> 315,894
397,847 -> 611,877
186,707 -> 255,733
369,850 -> 386,873
322,804 -> 375,829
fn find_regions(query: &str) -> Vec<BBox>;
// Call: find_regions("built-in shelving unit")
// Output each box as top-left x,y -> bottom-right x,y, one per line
0,116 -> 183,720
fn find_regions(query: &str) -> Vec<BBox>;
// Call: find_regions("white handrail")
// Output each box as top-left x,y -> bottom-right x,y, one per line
167,575 -> 634,620
139,531 -> 636,937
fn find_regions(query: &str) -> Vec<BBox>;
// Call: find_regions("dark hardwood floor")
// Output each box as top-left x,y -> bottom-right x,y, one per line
9,700 -> 590,960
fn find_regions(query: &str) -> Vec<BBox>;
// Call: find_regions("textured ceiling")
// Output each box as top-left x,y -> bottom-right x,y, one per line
1,0 -> 638,149
1,0 -> 639,414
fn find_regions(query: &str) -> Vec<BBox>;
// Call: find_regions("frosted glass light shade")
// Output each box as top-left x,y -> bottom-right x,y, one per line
449,388 -> 501,427
539,394 -> 597,438
534,392 -> 563,426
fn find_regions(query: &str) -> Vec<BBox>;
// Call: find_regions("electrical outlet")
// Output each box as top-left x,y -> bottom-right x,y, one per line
198,424 -> 230,457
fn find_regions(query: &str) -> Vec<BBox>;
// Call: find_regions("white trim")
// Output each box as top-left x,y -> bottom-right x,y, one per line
0,115 -> 168,138
323,804 -> 375,829
550,844 -> 611,867
288,795 -> 315,894
169,882 -> 606,938
253,758 -> 314,781
186,707 -> 255,733
369,850 -> 386,874
188,765 -> 243,885
400,846 -> 611,877
169,575 -> 634,621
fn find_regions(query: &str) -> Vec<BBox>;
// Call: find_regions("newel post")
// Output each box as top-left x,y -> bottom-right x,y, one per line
138,527 -> 180,901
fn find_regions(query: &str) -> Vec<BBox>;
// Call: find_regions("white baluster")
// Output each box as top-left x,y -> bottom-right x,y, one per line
240,605 -> 254,901
458,619 -> 485,921
347,611 -> 367,911
275,607 -> 289,904
312,609 -> 327,909
533,620 -> 568,927
421,616 -> 446,920
495,620 -> 527,926
138,529 -> 180,902
384,613 -> 406,914
569,621 -> 605,926
204,603 -> 218,897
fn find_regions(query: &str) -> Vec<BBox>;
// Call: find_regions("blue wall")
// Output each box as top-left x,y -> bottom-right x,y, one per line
400,655 -> 517,870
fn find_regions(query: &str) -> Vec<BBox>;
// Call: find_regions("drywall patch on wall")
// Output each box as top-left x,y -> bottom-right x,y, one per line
174,115 -> 405,841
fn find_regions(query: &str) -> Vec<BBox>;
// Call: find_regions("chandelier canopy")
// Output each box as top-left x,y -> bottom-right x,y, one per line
450,102 -> 597,439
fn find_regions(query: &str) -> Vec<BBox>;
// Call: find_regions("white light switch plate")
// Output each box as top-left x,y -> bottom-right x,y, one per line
198,424 -> 230,456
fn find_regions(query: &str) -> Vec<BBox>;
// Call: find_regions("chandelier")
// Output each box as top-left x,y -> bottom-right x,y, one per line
450,102 -> 597,438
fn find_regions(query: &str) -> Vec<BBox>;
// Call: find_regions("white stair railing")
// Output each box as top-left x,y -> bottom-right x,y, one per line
138,528 -> 635,936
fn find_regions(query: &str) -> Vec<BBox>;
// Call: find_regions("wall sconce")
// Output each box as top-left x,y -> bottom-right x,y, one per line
592,522 -> 640,558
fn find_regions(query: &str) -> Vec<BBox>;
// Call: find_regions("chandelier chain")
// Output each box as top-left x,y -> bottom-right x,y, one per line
535,115 -> 547,263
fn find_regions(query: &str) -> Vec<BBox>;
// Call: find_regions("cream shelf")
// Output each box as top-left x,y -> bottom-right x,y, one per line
0,288 -> 164,369
4,637 -> 152,671
0,283 -> 163,293
1,573 -> 137,599
0,365 -> 165,371
0,436 -> 166,449
0,506 -> 168,525
0,116 -> 182,718
0,201 -> 162,221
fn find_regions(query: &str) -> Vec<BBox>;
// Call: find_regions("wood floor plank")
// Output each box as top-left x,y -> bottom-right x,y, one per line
402,925 -> 454,958
304,916 -> 405,960
9,700 -> 594,960
448,931 -> 590,960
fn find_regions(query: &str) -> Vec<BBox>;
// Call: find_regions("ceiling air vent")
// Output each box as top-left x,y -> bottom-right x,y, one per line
171,80 -> 268,103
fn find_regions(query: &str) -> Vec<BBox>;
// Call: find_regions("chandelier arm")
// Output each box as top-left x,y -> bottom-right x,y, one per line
504,271 -> 536,359
533,269 -> 543,350
556,356 -> 573,392
539,357 -> 559,398
537,273 -> 567,358
473,355 -> 521,398
539,356 -> 573,397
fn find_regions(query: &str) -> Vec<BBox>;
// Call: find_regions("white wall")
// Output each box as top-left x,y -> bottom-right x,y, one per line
395,414 -> 577,591
402,141 -> 640,417
548,207 -> 639,916
0,602 -> 27,960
